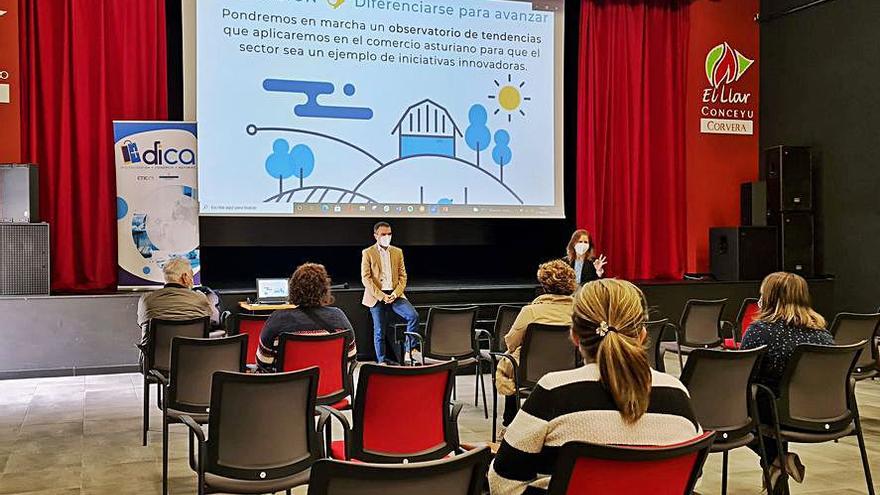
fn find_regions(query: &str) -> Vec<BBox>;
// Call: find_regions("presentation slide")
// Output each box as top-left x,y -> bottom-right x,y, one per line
196,0 -> 565,218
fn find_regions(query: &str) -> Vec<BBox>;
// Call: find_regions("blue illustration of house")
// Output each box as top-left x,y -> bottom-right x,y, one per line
391,99 -> 462,158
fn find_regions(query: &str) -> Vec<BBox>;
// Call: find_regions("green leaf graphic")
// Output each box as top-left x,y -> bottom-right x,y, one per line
705,44 -> 725,86
735,50 -> 754,80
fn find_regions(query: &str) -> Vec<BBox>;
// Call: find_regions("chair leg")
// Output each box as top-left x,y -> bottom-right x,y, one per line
491,362 -> 499,443
474,364 -> 479,407
854,420 -> 876,495
162,414 -> 169,495
721,450 -> 729,495
675,347 -> 684,376
479,361 -> 488,419
142,377 -> 149,446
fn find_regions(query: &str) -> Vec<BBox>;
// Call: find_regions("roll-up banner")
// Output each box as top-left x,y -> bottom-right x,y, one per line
113,121 -> 200,288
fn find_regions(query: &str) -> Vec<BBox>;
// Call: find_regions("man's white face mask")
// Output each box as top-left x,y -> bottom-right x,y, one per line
378,235 -> 392,248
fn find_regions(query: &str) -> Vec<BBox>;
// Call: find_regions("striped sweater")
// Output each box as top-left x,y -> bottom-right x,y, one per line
488,364 -> 701,495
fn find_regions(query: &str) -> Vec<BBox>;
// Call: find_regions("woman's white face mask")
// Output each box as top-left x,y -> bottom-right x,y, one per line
574,242 -> 590,256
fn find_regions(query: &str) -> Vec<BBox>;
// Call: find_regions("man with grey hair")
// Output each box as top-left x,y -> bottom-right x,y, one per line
137,258 -> 213,350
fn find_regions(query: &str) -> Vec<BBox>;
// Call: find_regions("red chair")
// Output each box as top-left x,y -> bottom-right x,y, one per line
233,313 -> 269,366
323,361 -> 462,463
277,330 -> 355,410
546,432 -> 717,495
723,298 -> 759,350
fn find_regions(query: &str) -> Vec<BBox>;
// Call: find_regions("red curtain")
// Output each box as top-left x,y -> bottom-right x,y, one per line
576,0 -> 689,280
19,0 -> 168,291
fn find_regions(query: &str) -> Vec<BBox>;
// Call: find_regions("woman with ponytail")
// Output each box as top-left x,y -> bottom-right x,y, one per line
489,279 -> 701,495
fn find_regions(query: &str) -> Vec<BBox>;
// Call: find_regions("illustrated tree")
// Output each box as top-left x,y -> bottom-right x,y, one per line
265,139 -> 315,194
464,104 -> 491,167
290,144 -> 315,188
492,130 -> 513,183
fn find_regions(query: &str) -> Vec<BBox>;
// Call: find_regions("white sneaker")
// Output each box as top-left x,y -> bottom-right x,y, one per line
404,351 -> 411,364
409,349 -> 422,364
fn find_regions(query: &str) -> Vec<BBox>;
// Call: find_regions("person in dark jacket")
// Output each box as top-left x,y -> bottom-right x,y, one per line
564,229 -> 607,284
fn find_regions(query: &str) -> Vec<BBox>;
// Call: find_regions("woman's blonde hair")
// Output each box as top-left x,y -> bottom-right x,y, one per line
572,279 -> 651,423
537,259 -> 578,295
758,272 -> 826,330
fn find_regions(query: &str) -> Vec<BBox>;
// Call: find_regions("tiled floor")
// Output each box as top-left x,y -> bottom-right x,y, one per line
1,358 -> 878,494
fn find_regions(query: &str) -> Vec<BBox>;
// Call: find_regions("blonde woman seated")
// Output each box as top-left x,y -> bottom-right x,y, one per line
489,279 -> 701,495
741,272 -> 833,490
496,260 -> 577,428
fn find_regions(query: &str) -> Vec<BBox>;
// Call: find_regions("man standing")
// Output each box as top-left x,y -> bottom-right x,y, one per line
361,221 -> 420,364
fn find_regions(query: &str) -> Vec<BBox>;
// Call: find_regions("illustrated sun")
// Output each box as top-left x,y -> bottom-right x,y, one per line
488,74 -> 531,122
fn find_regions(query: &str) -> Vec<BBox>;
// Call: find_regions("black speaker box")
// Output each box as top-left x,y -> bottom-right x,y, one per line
761,146 -> 812,215
780,212 -> 814,277
740,181 -> 767,226
710,227 -> 779,281
0,222 -> 50,295
0,164 -> 40,223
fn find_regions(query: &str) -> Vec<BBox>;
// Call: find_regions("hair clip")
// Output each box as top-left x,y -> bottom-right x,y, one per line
596,321 -> 611,337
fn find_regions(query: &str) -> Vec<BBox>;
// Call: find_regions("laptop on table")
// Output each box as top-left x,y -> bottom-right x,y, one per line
255,278 -> 289,305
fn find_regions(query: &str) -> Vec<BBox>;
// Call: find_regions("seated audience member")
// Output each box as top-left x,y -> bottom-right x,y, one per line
496,259 -> 577,428
740,271 -> 832,489
489,279 -> 701,495
137,257 -> 213,354
256,263 -> 356,372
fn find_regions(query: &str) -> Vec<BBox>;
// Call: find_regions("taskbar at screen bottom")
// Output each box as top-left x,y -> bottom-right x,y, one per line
199,202 -> 564,218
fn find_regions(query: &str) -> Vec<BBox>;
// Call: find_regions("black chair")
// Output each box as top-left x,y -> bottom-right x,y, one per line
491,323 -> 578,442
475,304 -> 522,439
723,298 -> 760,350
181,368 -> 326,495
829,312 -> 880,380
137,316 -> 210,446
322,362 -> 463,463
546,432 -> 717,495
645,318 -> 674,372
406,306 -> 488,418
680,347 -> 771,494
307,446 -> 491,495
660,299 -> 729,373
150,334 -> 248,495
754,342 -> 875,494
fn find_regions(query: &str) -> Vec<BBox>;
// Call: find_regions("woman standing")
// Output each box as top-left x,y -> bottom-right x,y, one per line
564,229 -> 607,284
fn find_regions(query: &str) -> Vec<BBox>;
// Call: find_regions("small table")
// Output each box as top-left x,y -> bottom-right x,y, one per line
238,301 -> 297,313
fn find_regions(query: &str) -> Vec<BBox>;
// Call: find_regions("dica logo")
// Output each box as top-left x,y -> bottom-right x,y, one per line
121,140 -> 195,165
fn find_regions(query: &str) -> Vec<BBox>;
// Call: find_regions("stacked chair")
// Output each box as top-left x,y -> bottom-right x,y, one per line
322,362 -> 463,463
754,342 -> 875,494
405,306 -> 489,418
137,316 -> 211,446
680,347 -> 771,494
150,334 -> 248,495
489,322 -> 579,441
547,432 -> 717,495
829,312 -> 880,380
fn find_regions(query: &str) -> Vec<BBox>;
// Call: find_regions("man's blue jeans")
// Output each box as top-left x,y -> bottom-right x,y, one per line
369,297 -> 419,363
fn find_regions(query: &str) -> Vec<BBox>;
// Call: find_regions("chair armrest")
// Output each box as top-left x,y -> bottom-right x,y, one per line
721,320 -> 736,341
474,328 -> 493,352
449,401 -> 464,450
148,369 -> 169,386
180,414 -> 206,488
180,415 -> 206,442
220,310 -> 231,331
319,404 -> 352,459
490,351 -> 520,398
